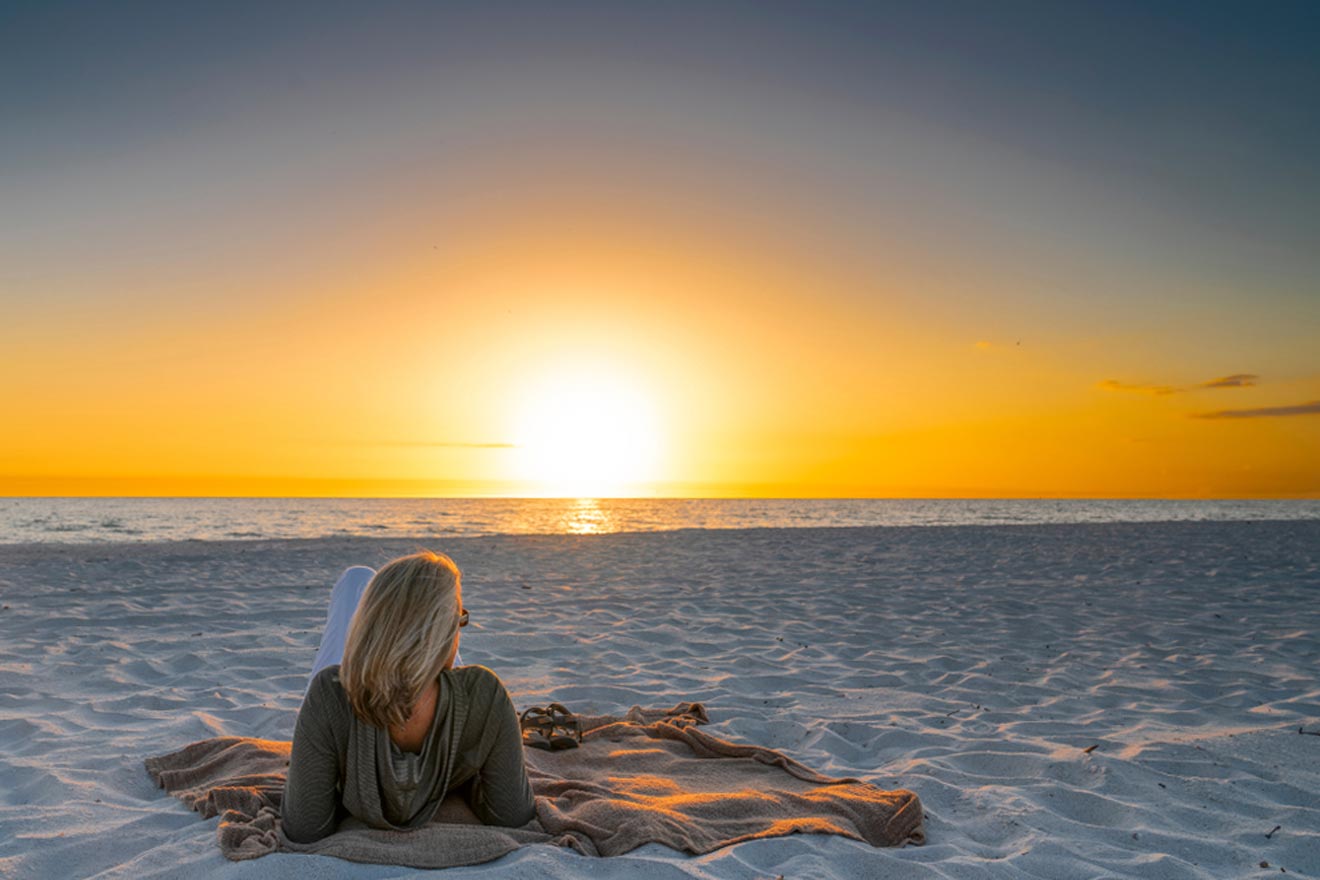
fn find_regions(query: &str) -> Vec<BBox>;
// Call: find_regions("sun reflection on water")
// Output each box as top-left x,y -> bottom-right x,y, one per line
560,498 -> 617,535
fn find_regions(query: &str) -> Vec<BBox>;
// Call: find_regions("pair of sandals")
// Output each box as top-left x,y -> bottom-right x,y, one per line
520,703 -> 583,751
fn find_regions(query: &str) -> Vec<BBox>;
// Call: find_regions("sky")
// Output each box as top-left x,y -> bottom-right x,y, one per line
2,1 -> 1318,498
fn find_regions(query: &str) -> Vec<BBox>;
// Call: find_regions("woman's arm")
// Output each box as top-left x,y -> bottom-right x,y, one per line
463,669 -> 536,827
281,671 -> 343,843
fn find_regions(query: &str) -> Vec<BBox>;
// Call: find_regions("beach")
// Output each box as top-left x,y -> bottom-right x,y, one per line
2,520 -> 1317,879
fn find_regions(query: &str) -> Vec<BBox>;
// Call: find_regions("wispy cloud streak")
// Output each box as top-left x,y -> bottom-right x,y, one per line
377,441 -> 517,448
1097,379 -> 1179,396
1198,374 -> 1259,388
1099,373 -> 1261,396
1193,400 -> 1320,420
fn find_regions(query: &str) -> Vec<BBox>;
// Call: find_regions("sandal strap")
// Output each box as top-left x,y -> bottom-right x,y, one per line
545,702 -> 583,741
519,706 -> 555,731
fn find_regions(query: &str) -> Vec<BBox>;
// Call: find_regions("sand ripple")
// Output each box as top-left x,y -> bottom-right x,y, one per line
1,521 -> 1317,878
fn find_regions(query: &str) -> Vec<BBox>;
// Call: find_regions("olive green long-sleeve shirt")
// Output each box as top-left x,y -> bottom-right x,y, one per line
282,664 -> 535,844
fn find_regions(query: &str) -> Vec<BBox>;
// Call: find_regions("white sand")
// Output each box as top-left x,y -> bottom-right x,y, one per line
1,521 -> 1317,879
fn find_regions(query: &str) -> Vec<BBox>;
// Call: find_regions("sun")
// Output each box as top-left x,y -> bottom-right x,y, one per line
510,372 -> 661,497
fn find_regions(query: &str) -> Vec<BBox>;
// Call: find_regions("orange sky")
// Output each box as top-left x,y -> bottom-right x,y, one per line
5,196 -> 1316,498
3,5 -> 1318,498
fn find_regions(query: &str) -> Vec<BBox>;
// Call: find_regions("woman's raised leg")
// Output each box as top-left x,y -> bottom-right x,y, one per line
306,565 -> 375,692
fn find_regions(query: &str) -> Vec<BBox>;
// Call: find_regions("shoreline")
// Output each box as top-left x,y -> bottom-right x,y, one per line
4,515 -> 1320,554
4,497 -> 1319,548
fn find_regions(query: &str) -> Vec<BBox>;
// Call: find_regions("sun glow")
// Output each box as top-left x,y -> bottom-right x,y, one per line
510,373 -> 661,497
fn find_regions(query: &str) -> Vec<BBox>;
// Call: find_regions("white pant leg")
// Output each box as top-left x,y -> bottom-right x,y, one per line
307,565 -> 375,692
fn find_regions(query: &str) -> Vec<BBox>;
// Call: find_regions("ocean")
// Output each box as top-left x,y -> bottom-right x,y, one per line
1,497 -> 1317,544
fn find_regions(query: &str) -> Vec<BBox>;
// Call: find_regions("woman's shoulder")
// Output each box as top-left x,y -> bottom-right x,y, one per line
449,663 -> 503,686
448,664 -> 512,702
308,663 -> 345,692
303,664 -> 354,723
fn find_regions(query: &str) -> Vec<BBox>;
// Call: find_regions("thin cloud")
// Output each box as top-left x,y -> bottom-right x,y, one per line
377,441 -> 517,448
1193,400 -> 1320,420
1199,373 -> 1259,388
1099,373 -> 1261,396
1097,379 -> 1180,396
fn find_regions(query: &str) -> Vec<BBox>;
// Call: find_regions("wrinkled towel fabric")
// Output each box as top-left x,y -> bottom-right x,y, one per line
144,702 -> 924,867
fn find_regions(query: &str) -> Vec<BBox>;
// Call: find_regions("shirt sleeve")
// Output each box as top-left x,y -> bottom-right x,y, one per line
463,668 -> 536,828
281,670 -> 343,843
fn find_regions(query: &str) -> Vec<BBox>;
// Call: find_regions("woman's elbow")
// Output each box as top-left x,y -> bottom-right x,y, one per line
282,817 -> 336,845
280,799 -> 337,844
493,797 -> 536,829
475,786 -> 536,828
513,795 -> 537,828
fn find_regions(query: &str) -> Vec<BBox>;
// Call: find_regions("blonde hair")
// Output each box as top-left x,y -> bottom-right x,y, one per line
340,551 -> 462,730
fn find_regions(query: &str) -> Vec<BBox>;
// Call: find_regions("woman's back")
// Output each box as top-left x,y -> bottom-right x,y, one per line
282,663 -> 534,842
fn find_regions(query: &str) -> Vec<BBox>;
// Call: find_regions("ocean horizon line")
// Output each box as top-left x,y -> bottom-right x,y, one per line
4,497 -> 1319,546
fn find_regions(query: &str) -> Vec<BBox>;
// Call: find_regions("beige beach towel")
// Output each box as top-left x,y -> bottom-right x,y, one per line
144,703 -> 924,867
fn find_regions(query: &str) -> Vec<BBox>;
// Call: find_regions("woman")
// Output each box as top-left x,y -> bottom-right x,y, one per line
282,551 -> 535,843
